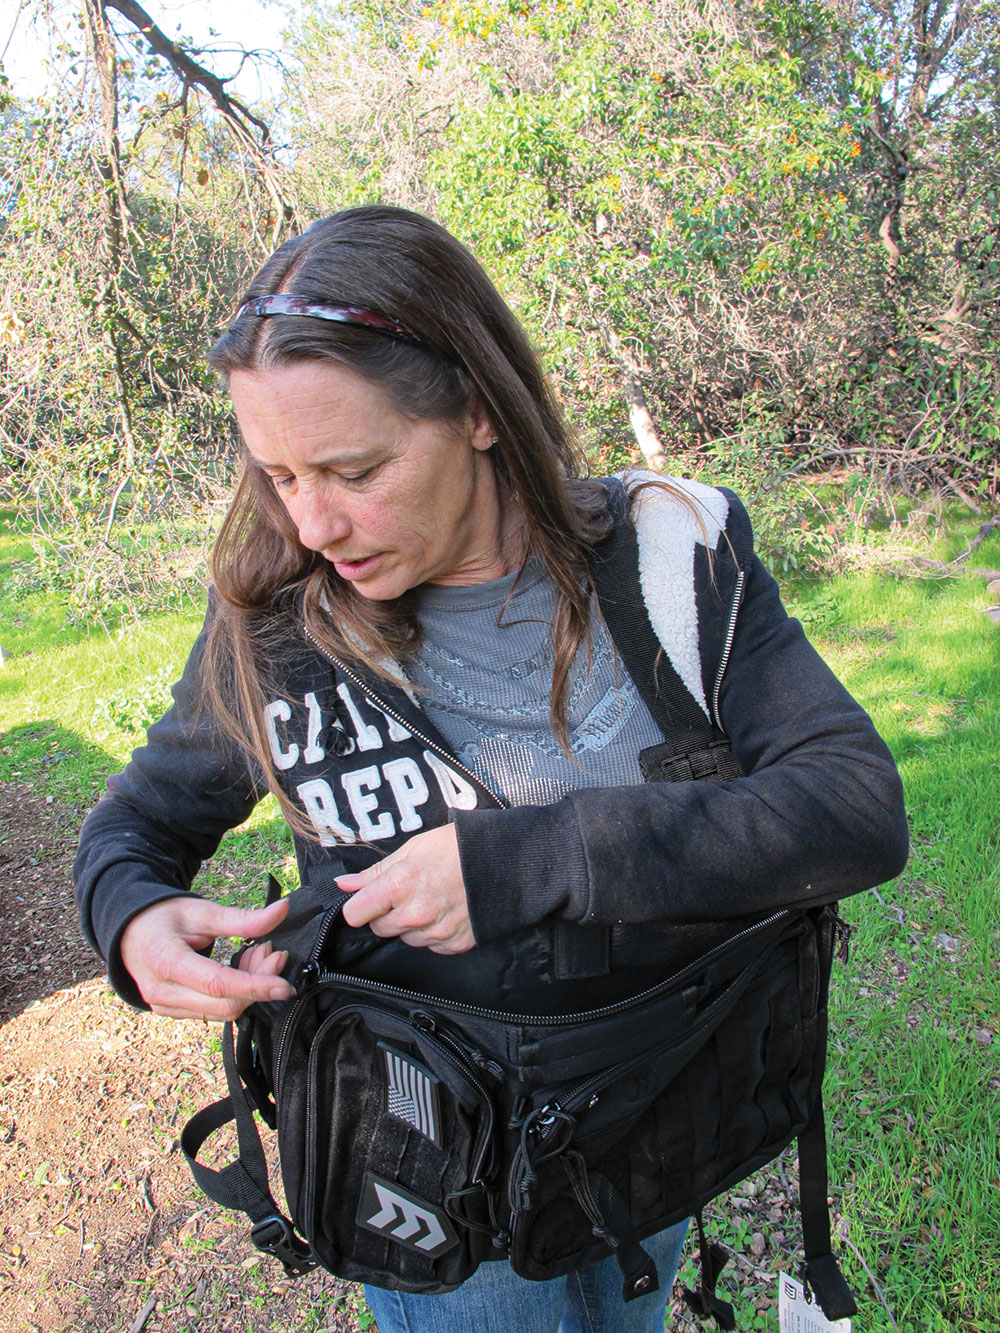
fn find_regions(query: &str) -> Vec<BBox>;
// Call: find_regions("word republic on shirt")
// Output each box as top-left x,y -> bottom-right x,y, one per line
263,682 -> 480,846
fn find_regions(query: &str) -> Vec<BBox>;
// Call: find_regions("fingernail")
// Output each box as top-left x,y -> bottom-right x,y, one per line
268,983 -> 296,1001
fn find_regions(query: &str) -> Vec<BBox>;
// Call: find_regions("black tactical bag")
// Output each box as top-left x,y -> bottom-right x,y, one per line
183,880 -> 855,1327
181,482 -> 859,1326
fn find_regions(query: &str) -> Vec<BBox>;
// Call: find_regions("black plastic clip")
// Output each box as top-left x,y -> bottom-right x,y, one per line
834,914 -> 853,964
250,1214 -> 317,1278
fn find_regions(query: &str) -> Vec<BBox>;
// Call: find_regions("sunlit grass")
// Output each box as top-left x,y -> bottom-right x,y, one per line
785,539 -> 1000,1333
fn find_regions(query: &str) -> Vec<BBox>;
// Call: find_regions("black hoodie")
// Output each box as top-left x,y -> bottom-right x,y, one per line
74,480 -> 909,1012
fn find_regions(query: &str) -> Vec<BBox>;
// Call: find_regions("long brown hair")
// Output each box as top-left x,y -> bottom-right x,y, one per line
203,206 -> 612,827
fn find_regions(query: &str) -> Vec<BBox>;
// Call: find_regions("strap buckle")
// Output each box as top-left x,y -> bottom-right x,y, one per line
250,1214 -> 317,1278
801,1253 -> 858,1321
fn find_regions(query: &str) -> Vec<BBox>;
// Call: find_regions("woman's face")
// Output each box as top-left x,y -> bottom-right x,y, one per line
230,360 -> 511,600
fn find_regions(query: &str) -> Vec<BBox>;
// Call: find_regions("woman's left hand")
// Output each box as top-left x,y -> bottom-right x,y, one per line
336,824 -> 474,953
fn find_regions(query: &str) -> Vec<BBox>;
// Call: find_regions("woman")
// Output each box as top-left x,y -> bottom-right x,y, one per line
74,206 -> 908,1332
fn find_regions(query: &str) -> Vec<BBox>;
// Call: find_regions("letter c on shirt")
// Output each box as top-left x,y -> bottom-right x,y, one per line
265,698 -> 299,770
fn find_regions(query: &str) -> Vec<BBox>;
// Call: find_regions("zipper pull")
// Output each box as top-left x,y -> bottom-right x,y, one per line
410,1009 -> 436,1033
474,1053 -> 504,1081
298,959 -> 320,991
507,1094 -> 529,1129
443,1028 -> 502,1079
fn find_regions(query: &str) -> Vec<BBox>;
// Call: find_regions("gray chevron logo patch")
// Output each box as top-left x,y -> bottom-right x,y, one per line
357,1172 -> 458,1257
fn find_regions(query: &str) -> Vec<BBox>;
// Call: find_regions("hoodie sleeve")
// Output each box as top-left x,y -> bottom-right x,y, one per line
73,607 -> 266,1005
456,491 -> 909,944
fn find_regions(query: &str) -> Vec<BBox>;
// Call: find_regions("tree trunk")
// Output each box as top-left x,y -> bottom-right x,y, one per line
605,326 -> 667,468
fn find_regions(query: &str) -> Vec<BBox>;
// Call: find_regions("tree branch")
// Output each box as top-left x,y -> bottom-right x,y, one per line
104,0 -> 298,238
82,0 -> 136,469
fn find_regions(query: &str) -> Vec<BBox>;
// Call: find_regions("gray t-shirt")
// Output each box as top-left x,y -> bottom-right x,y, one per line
405,560 -> 664,807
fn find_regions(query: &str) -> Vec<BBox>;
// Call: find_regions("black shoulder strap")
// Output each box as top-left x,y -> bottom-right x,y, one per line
553,477 -> 745,982
181,1022 -> 316,1278
180,882 -> 353,1281
585,482 -> 857,1321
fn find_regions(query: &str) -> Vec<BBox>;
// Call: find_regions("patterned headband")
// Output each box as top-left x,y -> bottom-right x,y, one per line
234,294 -> 424,346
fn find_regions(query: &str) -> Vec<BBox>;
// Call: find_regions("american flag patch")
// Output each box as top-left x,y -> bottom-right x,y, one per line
379,1044 -> 442,1146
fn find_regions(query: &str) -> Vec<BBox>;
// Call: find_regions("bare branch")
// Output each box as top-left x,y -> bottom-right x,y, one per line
103,0 -> 299,237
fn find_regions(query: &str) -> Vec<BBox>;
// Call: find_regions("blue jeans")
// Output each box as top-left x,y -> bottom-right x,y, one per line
364,1219 -> 689,1333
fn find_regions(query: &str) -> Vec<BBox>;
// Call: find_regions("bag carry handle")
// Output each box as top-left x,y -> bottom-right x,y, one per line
180,1022 -> 316,1278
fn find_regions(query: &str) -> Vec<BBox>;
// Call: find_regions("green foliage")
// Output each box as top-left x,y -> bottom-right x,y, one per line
795,563 -> 1000,1333
329,1287 -> 377,1330
291,0 -> 999,502
0,11 -> 294,622
699,403 -> 838,575
0,511 -> 292,895
3,0 -> 998,613
421,0 -> 864,440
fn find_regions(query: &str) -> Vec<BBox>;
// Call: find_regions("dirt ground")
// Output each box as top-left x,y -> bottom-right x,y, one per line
0,782 -> 361,1333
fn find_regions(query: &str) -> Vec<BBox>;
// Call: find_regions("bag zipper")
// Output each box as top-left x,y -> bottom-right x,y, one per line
275,950 -> 506,1127
529,936 -> 800,1128
410,1009 -> 505,1083
294,907 -> 789,1028
273,905 -> 792,1111
273,900 -> 351,1086
296,903 -> 343,992
302,624 -> 506,809
407,1009 -> 499,1182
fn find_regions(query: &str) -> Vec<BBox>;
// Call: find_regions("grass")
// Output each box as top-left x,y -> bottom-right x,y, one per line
781,560 -> 1000,1333
2,501 -> 998,1331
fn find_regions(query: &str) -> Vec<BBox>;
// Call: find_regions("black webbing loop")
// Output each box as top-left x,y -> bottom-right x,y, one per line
552,921 -> 611,979
798,1096 -> 858,1320
180,1023 -> 316,1278
682,1210 -> 736,1331
638,737 -> 744,784
303,860 -> 351,903
181,1024 -> 272,1218
236,1013 -> 277,1130
571,1166 -> 660,1303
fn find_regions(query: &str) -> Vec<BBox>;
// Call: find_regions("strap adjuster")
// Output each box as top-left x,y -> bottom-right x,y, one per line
250,1214 -> 317,1277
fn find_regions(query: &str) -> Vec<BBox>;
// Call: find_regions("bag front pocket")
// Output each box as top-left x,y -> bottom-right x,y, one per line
279,996 -> 499,1292
508,925 -> 821,1281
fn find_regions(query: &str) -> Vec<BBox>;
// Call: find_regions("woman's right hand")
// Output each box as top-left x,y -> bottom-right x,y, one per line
119,894 -> 294,1021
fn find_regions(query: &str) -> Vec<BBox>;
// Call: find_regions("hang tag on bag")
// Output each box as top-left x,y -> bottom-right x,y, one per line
778,1274 -> 853,1333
